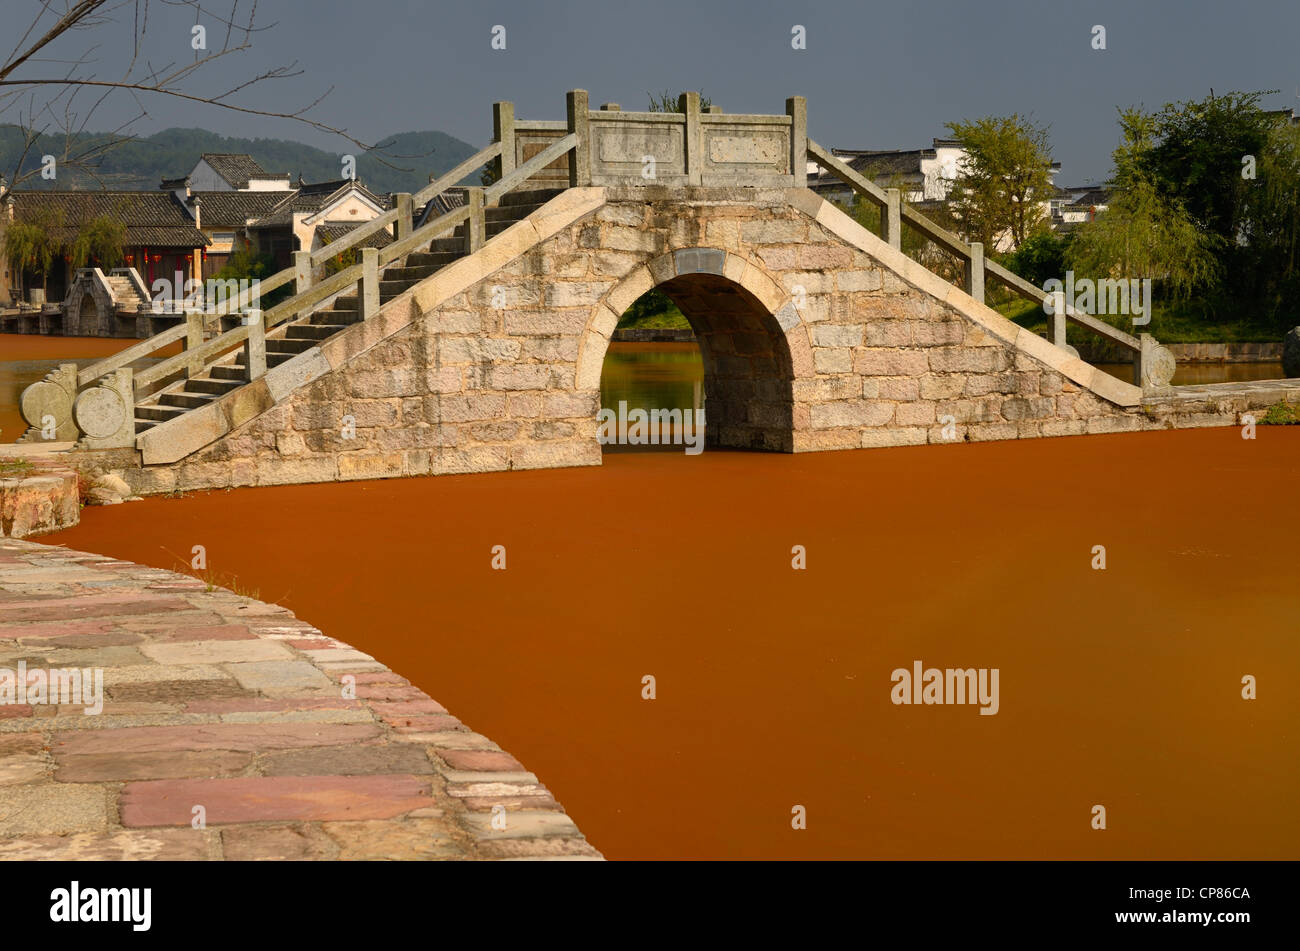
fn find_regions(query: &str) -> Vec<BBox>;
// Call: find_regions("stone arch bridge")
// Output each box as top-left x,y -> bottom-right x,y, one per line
19,91 -> 1298,495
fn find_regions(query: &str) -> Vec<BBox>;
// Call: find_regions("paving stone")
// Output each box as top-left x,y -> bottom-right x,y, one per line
220,823 -> 337,860
140,639 -> 293,665
226,660 -> 334,693
260,745 -> 433,777
120,775 -> 432,825
54,722 -> 382,755
55,750 -> 252,782
478,837 -> 603,859
0,784 -> 111,836
0,753 -> 49,786
107,679 -> 253,704
0,828 -> 212,860
459,810 -> 580,840
436,749 -> 525,772
322,818 -> 465,860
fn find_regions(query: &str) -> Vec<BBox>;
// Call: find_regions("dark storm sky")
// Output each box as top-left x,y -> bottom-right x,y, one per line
9,0 -> 1299,184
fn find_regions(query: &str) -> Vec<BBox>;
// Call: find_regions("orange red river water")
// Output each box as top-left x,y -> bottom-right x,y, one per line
47,427 -> 1300,859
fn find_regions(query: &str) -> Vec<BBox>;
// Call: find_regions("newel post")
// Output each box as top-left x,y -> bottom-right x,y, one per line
465,188 -> 485,254
361,248 -> 380,320
786,96 -> 807,187
493,101 -> 516,184
679,91 -> 702,186
883,189 -> 902,249
243,309 -> 266,381
394,193 -> 413,241
964,242 -> 985,304
293,250 -> 312,295
183,310 -> 205,378
566,89 -> 591,187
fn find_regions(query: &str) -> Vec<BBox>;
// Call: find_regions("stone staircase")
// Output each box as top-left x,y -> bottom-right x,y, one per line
133,189 -> 563,434
104,274 -> 148,311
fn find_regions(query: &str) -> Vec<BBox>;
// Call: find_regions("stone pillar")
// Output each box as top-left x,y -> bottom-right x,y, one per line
183,311 -> 205,378
964,242 -> 985,304
785,96 -> 807,187
293,251 -> 312,295
883,189 -> 902,249
73,368 -> 134,449
566,89 -> 591,187
680,91 -> 703,186
1051,291 -> 1067,347
394,193 -> 413,241
465,188 -> 485,254
243,309 -> 266,381
493,101 -> 516,184
360,248 -> 380,320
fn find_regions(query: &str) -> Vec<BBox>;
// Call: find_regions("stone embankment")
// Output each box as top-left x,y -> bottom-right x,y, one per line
0,538 -> 600,860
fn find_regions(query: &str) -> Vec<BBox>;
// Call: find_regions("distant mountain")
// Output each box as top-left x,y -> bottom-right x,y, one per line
0,125 -> 485,193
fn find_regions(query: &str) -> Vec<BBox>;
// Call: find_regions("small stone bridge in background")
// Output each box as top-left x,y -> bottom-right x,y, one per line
15,91 -> 1300,495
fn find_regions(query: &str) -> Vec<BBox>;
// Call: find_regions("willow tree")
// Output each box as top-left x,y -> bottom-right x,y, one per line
70,215 -> 126,269
3,219 -> 56,297
1067,107 -> 1221,306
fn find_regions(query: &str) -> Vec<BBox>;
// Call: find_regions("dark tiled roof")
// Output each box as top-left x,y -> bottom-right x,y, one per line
190,191 -> 293,227
315,221 -> 394,250
415,187 -> 467,226
10,191 -> 209,248
199,153 -> 268,189
1066,188 -> 1112,208
249,180 -> 386,228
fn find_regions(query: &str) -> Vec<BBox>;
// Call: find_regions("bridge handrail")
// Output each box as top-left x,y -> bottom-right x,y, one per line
309,141 -> 506,268
805,137 -> 1142,357
75,266 -> 296,386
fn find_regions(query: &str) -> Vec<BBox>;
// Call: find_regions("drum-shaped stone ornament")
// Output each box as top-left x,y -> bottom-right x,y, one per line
1061,344 -> 1080,359
19,379 -> 70,431
74,385 -> 128,439
1148,345 -> 1176,387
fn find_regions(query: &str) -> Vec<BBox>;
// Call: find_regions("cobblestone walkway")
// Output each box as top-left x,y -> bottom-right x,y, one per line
0,537 -> 600,860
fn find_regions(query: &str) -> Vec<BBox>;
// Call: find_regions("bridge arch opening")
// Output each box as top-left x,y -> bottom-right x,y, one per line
598,269 -> 795,453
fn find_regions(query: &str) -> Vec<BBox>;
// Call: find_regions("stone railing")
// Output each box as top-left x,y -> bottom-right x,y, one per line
803,140 -> 1175,390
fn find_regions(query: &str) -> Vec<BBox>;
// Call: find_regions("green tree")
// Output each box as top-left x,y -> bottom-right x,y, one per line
1067,106 -> 1223,307
70,215 -> 126,269
3,217 -> 57,297
944,115 -> 1055,250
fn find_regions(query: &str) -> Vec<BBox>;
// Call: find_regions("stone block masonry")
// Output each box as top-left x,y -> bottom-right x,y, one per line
94,185 -> 1297,496
0,538 -> 601,860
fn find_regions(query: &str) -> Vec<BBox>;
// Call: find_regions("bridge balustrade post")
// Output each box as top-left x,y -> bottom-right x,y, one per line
243,309 -> 266,381
883,189 -> 902,249
360,248 -> 380,320
679,91 -> 702,186
465,188 -> 485,254
1052,291 -> 1067,348
786,96 -> 807,187
492,101 -> 516,187
964,242 -> 985,304
293,251 -> 312,295
183,311 -> 204,378
566,89 -> 591,187
394,193 -> 413,241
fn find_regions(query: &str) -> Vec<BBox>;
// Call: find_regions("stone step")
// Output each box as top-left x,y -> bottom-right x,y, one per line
499,188 -> 564,208
309,309 -> 362,326
210,365 -> 247,381
134,418 -> 157,434
159,391 -> 216,410
186,377 -> 243,395
267,338 -> 315,355
382,264 -> 442,281
286,323 -> 347,341
136,404 -> 186,422
406,251 -> 466,269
